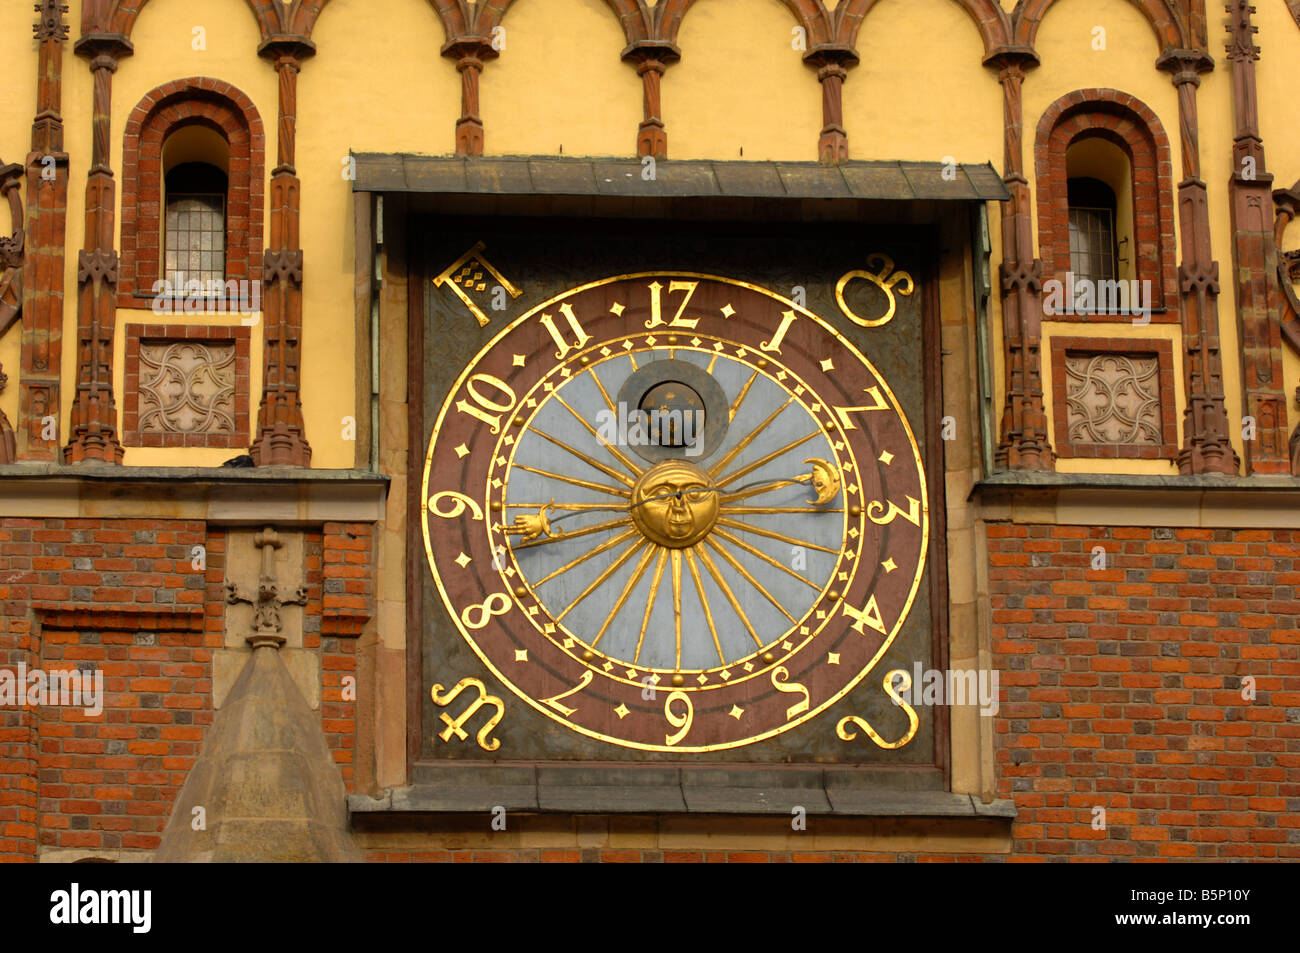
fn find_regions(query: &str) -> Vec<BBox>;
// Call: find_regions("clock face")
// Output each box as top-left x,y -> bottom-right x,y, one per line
422,273 -> 927,752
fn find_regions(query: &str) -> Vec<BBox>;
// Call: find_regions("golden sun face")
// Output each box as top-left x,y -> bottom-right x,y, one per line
629,460 -> 719,548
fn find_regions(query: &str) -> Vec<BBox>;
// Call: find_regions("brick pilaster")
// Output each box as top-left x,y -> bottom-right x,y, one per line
18,1 -> 72,461
1225,2 -> 1289,473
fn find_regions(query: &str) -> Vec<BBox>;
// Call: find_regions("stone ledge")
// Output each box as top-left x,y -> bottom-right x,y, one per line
349,763 -> 1014,820
0,465 -> 388,523
972,471 -> 1300,528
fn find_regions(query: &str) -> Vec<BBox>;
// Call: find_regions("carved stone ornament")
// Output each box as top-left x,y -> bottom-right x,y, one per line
1064,353 -> 1163,447
77,248 -> 118,285
224,527 -> 307,649
137,340 -> 237,435
262,247 -> 303,286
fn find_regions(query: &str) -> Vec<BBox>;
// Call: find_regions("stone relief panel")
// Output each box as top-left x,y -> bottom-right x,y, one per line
122,324 -> 252,448
1050,337 -> 1177,460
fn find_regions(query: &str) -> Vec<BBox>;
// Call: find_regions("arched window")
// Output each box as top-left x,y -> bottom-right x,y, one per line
119,78 -> 264,307
1035,90 -> 1176,319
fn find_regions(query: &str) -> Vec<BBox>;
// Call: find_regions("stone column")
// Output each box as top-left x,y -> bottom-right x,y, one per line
805,46 -> 858,165
1158,49 -> 1240,475
622,41 -> 679,160
988,50 -> 1053,470
65,34 -> 131,464
1224,2 -> 1289,473
443,39 -> 497,157
18,1 -> 72,461
250,43 -> 313,467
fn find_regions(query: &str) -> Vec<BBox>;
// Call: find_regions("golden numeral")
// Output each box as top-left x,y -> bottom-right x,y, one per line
541,670 -> 594,718
538,303 -> 592,360
760,310 -> 798,355
832,386 -> 889,430
462,592 -> 512,630
646,280 -> 701,330
836,669 -> 919,750
455,373 -> 516,434
770,665 -> 810,721
664,690 -> 694,746
428,490 -> 484,521
842,593 -> 887,635
867,495 -> 921,527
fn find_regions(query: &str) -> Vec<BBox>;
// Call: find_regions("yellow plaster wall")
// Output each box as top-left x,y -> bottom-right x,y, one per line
843,0 -> 1003,167
482,0 -> 641,158
296,0 -> 460,468
669,0 -> 821,161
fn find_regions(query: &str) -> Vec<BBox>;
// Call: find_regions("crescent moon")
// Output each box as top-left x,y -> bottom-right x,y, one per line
803,458 -> 841,505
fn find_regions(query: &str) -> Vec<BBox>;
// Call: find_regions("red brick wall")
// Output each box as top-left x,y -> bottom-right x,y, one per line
0,518 -> 373,859
989,524 -> 1299,860
6,517 -> 1295,862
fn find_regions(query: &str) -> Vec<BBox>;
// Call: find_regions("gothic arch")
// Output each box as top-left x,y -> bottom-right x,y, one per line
773,0 -> 1010,56
82,0 -> 332,44
601,0 -> 702,47
426,0 -> 524,46
1012,0 -> 1192,54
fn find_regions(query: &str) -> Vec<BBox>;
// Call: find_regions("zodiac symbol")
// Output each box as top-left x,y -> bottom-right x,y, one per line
836,669 -> 919,750
430,677 -> 506,751
836,254 -> 914,328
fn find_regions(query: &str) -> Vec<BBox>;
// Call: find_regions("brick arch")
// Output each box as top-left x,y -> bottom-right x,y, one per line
85,1 -> 332,43
601,0 -> 702,46
425,0 -> 524,44
834,0 -> 1010,55
767,0 -> 1009,54
1034,89 -> 1177,316
118,78 -> 265,305
1013,0 -> 1190,53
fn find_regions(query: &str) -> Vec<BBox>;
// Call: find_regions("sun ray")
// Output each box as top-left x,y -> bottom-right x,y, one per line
695,544 -> 763,648
707,395 -> 796,479
671,549 -> 683,670
555,538 -> 647,622
713,528 -> 822,592
590,543 -> 658,650
715,430 -> 820,489
727,370 -> 760,423
713,517 -> 839,555
705,538 -> 797,623
552,392 -> 644,478
507,502 -> 620,510
530,529 -> 640,588
510,514 -> 630,552
515,464 -> 630,498
633,547 -> 668,664
587,366 -> 619,415
722,506 -> 840,515
531,427 -> 636,487
718,480 -> 803,505
684,547 -> 726,666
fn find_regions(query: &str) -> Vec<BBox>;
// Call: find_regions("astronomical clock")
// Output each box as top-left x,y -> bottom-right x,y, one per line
417,219 -> 943,768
